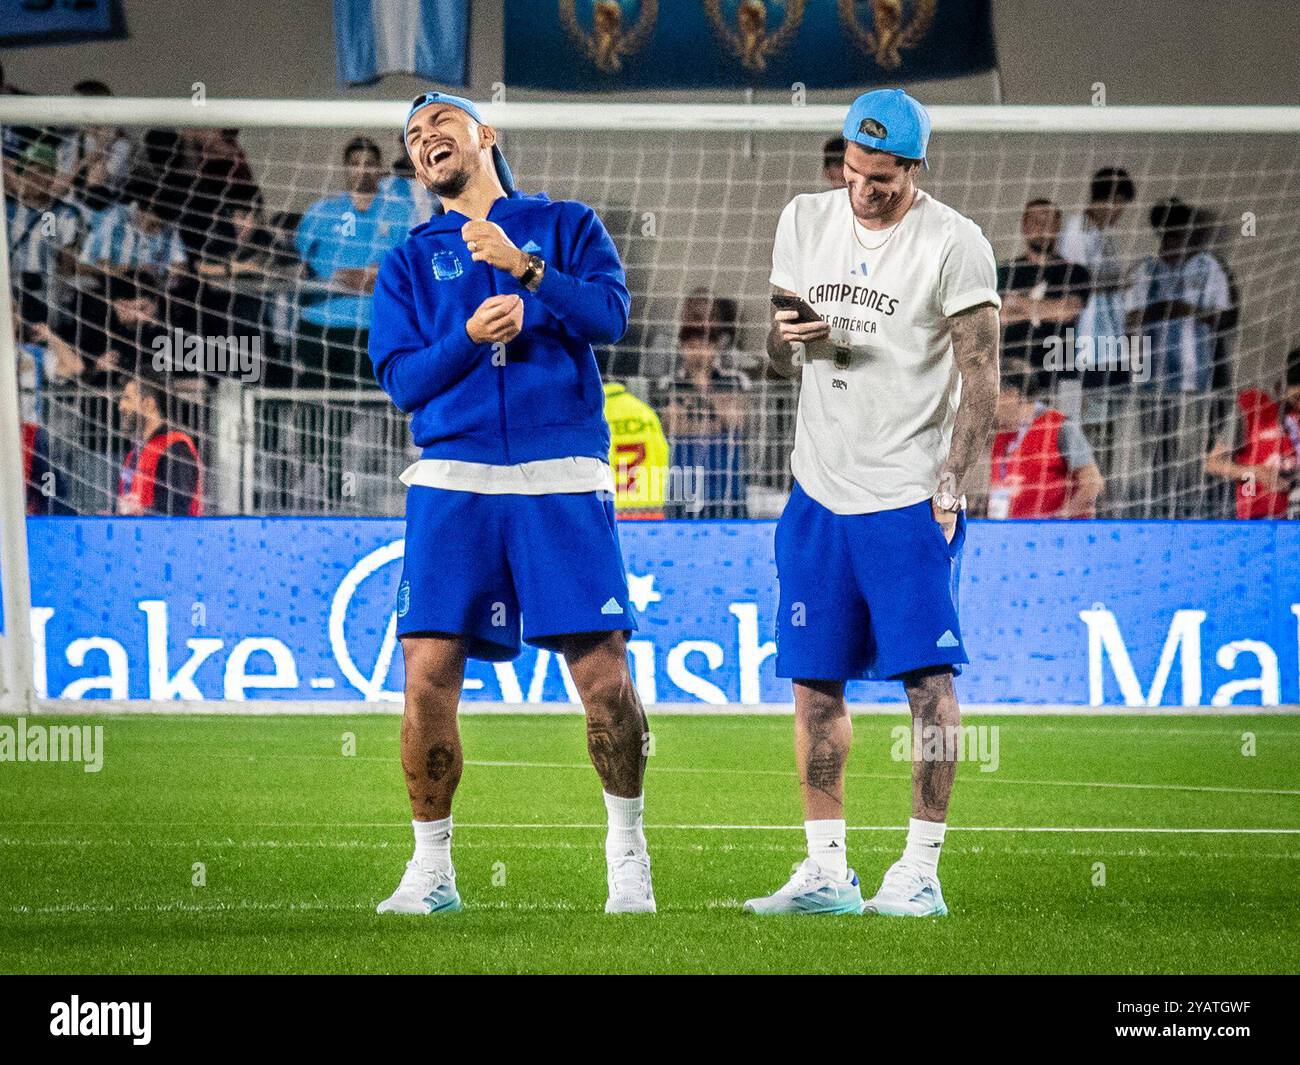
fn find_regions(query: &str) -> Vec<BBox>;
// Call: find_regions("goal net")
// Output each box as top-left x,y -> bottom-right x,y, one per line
2,97 -> 1299,710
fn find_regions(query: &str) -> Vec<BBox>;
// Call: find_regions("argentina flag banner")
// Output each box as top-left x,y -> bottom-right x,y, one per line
334,0 -> 469,86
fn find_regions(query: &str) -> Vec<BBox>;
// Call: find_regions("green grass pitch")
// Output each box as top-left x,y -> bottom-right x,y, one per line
1,712 -> 1297,974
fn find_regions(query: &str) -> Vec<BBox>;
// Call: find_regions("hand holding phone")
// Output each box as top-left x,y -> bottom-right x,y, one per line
771,292 -> 831,345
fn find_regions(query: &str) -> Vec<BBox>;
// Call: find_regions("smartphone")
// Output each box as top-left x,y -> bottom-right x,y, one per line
770,293 -> 822,323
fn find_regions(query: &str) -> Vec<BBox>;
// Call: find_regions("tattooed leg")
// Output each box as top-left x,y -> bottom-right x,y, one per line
563,631 -> 647,799
399,635 -> 467,821
903,667 -> 961,822
794,679 -> 851,821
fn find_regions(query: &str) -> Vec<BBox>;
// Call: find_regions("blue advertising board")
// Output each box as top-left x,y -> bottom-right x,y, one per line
26,518 -> 1300,707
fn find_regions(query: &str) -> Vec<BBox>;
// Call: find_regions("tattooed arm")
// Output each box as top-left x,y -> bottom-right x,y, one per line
935,302 -> 1001,533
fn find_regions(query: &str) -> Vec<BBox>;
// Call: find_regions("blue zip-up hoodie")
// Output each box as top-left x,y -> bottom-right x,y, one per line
368,190 -> 630,465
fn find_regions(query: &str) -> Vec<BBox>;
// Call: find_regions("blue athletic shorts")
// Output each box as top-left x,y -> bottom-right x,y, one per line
396,487 -> 637,662
774,482 -> 967,682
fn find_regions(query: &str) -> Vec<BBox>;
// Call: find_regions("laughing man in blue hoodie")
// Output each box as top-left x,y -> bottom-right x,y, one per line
370,93 -> 654,916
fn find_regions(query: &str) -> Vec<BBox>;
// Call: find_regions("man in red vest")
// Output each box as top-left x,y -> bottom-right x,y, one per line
989,359 -> 1104,518
116,370 -> 204,516
1204,347 -> 1300,518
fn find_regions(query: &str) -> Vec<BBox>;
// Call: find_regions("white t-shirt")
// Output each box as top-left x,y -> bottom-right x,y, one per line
770,187 -> 1000,515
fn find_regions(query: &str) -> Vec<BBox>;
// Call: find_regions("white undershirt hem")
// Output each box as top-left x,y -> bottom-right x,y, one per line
400,456 -> 614,496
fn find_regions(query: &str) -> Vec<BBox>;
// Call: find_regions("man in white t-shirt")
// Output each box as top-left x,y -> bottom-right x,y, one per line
744,89 -> 1001,919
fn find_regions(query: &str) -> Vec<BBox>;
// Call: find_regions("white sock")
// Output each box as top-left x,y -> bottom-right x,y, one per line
412,816 -> 453,871
805,818 -> 848,880
603,791 -> 647,860
903,817 -> 946,878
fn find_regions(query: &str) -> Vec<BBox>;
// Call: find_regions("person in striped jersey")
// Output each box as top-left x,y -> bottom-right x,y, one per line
78,177 -> 187,281
5,142 -> 85,317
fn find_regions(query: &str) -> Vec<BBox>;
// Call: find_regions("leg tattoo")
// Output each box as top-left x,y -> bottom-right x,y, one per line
904,668 -> 960,822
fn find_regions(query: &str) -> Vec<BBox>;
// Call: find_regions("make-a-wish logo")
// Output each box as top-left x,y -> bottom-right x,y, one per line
431,250 -> 463,280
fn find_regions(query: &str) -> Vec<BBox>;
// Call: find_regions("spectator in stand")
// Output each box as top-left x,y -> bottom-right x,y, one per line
1204,346 -> 1300,519
5,141 -> 86,320
179,198 -> 276,381
294,136 -> 411,388
141,126 -> 259,260
657,295 -> 749,518
51,81 -> 136,212
71,269 -> 170,384
996,198 -> 1090,401
822,136 -> 846,189
13,305 -> 77,515
1059,167 -> 1136,354
604,381 -> 669,520
989,359 -> 1104,519
1058,167 -> 1138,475
78,176 -> 187,282
1125,197 -> 1232,516
116,369 -> 205,516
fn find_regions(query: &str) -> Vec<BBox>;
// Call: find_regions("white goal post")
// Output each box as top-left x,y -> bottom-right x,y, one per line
2,96 -> 1300,715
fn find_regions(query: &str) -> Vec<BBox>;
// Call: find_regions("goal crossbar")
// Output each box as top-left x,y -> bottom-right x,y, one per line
3,97 -> 1300,134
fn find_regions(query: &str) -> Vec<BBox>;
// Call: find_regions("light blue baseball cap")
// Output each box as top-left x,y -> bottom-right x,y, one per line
841,88 -> 930,169
405,91 -> 516,193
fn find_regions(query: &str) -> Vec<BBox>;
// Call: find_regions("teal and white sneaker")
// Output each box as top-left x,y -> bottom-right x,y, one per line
375,860 -> 463,915
862,860 -> 948,917
742,858 -> 863,915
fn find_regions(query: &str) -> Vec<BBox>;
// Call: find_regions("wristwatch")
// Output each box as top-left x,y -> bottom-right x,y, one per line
518,253 -> 545,292
933,488 -> 964,513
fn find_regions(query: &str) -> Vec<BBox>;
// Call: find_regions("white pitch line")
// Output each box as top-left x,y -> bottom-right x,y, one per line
2,838 -> 1297,862
0,821 -> 1296,834
111,751 -> 1300,798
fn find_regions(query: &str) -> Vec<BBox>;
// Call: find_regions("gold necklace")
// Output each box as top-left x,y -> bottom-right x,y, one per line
851,189 -> 915,251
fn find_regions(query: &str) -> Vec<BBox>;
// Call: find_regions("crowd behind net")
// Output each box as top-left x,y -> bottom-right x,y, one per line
4,105 -> 1300,520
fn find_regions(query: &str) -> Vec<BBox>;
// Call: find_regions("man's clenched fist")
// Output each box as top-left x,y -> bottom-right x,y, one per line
462,219 -> 527,276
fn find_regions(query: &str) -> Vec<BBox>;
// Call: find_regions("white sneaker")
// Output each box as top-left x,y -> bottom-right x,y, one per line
375,860 -> 462,914
605,852 -> 656,914
862,859 -> 948,917
743,858 -> 863,915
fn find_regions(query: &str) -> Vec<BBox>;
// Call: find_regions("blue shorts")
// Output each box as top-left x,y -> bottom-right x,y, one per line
774,483 -> 967,682
397,487 -> 636,662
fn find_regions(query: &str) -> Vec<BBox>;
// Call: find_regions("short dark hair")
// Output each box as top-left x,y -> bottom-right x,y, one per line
1090,167 -> 1135,205
126,364 -> 173,414
680,294 -> 738,346
1150,196 -> 1194,233
72,80 -> 113,97
1286,347 -> 1300,388
1024,197 -> 1057,212
344,136 -> 381,165
823,135 -> 846,169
